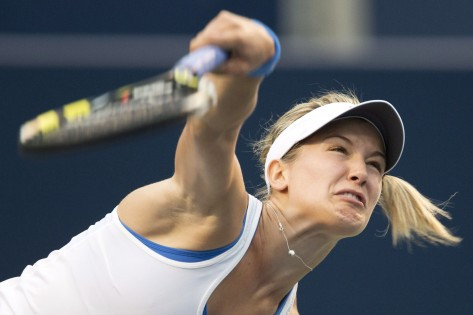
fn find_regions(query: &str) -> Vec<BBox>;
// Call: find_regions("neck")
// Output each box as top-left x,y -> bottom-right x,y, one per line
254,199 -> 338,294
266,201 -> 314,271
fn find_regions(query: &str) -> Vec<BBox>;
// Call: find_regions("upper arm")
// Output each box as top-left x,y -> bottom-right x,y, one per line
173,121 -> 245,209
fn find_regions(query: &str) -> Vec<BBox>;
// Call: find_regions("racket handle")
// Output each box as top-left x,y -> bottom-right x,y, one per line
174,45 -> 229,77
175,19 -> 280,78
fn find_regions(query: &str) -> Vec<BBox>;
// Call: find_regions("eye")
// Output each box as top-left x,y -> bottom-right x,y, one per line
367,161 -> 383,173
330,146 -> 348,154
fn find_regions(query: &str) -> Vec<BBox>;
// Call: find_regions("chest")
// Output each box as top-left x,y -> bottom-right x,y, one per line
205,248 -> 288,315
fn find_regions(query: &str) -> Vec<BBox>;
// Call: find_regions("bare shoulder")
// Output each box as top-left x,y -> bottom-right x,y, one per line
117,178 -> 184,237
117,177 -> 248,250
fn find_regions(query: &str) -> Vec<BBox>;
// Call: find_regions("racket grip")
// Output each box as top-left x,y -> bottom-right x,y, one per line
174,45 -> 229,77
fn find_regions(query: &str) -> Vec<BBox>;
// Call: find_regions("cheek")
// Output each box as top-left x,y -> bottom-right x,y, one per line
288,160 -> 346,205
367,179 -> 383,209
290,159 -> 339,188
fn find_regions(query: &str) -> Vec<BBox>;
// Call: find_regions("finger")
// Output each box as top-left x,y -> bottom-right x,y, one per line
190,11 -> 250,51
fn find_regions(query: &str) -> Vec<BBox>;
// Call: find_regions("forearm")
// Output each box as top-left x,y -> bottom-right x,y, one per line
189,74 -> 261,135
184,11 -> 275,133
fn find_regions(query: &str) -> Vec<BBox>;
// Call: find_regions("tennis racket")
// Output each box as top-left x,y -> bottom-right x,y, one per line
19,45 -> 228,153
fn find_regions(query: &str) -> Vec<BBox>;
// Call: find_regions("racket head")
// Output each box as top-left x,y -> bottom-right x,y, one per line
18,46 -> 227,155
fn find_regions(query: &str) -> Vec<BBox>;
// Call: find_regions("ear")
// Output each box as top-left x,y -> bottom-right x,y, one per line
267,159 -> 289,192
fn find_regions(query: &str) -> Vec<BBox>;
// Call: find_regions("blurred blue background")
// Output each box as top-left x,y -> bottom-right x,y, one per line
1,1 -> 472,314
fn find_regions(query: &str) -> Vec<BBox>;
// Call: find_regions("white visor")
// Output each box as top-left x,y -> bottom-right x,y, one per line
264,101 -> 405,192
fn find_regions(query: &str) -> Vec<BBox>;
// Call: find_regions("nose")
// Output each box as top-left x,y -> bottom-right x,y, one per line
348,155 -> 368,186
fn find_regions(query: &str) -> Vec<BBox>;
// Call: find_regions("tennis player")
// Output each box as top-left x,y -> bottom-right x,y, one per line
0,11 -> 460,314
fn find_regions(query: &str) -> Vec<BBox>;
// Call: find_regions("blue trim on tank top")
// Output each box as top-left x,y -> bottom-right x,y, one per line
120,212 -> 247,263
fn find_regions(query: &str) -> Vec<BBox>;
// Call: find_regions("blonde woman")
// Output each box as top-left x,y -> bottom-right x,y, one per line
0,11 -> 460,315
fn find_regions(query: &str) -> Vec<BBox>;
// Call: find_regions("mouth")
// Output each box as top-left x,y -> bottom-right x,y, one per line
336,190 -> 366,207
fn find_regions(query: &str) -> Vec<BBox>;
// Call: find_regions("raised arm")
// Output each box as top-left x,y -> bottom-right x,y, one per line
119,11 -> 278,249
172,11 -> 276,237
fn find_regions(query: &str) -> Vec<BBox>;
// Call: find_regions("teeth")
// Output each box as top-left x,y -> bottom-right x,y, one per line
342,192 -> 361,202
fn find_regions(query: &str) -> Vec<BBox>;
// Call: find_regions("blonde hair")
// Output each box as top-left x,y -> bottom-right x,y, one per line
253,91 -> 461,246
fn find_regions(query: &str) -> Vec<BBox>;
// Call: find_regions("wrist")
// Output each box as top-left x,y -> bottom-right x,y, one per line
249,20 -> 281,77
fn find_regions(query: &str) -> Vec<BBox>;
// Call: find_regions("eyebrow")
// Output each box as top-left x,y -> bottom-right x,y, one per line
323,134 -> 386,160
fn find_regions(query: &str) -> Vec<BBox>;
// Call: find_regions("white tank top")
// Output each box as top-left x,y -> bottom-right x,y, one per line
0,195 -> 297,314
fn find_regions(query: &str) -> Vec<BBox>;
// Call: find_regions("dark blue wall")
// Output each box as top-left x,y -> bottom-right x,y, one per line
1,2 -> 472,314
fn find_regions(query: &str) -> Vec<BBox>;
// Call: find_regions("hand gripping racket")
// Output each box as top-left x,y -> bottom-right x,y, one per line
18,45 -> 228,153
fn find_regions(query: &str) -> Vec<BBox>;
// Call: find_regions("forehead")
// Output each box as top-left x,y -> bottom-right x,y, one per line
307,118 -> 385,150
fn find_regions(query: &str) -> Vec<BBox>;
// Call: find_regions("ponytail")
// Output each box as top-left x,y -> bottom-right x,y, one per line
379,175 -> 461,246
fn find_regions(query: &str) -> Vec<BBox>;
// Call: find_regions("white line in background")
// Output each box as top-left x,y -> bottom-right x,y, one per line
1,35 -> 473,70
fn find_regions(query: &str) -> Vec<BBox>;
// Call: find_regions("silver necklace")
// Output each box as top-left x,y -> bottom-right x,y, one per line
266,202 -> 313,272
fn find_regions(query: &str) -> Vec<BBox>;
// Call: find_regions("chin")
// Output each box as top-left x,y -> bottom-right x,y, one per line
333,208 -> 369,237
